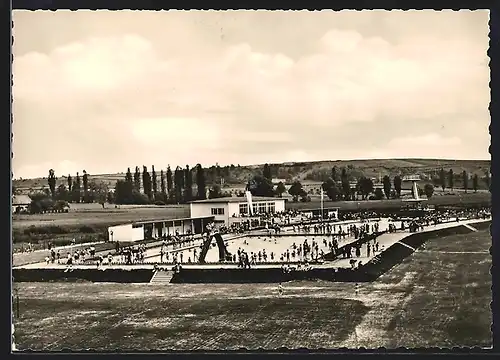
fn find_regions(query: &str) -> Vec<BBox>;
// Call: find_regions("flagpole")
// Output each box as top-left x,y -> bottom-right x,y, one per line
320,189 -> 324,227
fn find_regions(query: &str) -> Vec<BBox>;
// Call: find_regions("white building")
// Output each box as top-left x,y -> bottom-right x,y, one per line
190,196 -> 286,226
12,195 -> 31,214
107,216 -> 215,243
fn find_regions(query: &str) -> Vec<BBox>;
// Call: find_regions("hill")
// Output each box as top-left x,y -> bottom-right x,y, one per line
12,158 -> 490,195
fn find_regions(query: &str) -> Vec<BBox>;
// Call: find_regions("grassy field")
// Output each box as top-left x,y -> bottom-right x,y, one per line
12,229 -> 492,350
12,205 -> 190,230
286,192 -> 490,211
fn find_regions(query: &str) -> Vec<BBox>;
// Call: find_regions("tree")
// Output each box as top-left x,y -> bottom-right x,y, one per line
114,179 -> 134,204
72,172 -> 81,203
151,166 -> 158,198
125,168 -> 133,185
357,177 -> 374,200
160,170 -> 167,201
114,180 -> 149,205
90,181 -> 108,207
133,166 -> 141,191
184,165 -> 193,202
208,184 -> 223,199
28,192 -> 54,214
462,170 -> 468,193
247,175 -> 274,197
322,178 -> 339,201
393,175 -> 402,198
142,166 -> 152,201
82,170 -> 89,202
166,166 -> 173,201
341,168 -> 350,200
473,174 -> 479,193
174,166 -> 184,203
196,164 -> 207,200
263,163 -> 272,181
48,169 -> 56,198
55,184 -> 69,202
448,169 -> 454,190
439,168 -> 446,191
331,166 -> 338,182
484,172 -> 490,190
67,174 -> 72,192
275,182 -> 286,197
382,175 -> 391,199
288,181 -> 305,202
424,183 -> 434,199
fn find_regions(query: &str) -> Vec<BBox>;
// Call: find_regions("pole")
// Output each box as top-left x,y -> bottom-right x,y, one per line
320,190 -> 324,226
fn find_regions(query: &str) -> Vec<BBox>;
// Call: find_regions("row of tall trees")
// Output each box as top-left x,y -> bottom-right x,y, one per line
46,169 -> 108,205
437,168 -> 488,193
319,167 -> 398,201
114,164 -> 210,205
41,164 -> 490,207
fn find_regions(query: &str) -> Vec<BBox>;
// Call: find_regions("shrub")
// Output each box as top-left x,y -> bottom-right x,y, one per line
79,225 -> 96,233
22,225 -> 67,236
154,200 -> 166,206
374,188 -> 385,200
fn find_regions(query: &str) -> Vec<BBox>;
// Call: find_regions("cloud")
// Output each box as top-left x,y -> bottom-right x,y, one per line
12,11 -> 490,178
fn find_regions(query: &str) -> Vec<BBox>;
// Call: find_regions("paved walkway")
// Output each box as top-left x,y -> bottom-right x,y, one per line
329,218 -> 490,269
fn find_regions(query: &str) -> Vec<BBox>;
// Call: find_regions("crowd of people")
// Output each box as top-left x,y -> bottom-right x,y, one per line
37,206 -> 490,269
45,245 -> 96,265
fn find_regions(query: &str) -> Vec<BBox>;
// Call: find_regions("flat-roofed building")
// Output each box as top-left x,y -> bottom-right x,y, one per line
107,216 -> 215,243
189,196 -> 286,226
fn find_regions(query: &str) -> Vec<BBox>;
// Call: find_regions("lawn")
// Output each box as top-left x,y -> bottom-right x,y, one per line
12,229 -> 492,350
287,192 -> 490,211
12,205 -> 191,230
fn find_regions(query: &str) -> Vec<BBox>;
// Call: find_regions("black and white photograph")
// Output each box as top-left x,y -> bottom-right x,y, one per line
11,10 -> 492,351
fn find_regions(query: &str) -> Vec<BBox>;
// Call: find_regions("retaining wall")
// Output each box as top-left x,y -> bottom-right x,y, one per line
360,220 -> 491,282
13,268 -> 154,283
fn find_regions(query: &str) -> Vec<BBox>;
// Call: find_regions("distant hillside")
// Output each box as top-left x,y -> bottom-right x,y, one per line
12,158 -> 490,195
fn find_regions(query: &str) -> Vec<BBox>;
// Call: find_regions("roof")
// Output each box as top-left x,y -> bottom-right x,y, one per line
132,216 -> 215,226
302,207 -> 341,212
190,196 -> 286,204
12,195 -> 31,205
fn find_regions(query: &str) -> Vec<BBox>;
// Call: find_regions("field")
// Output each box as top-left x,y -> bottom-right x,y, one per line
286,192 -> 491,211
12,228 -> 492,350
12,204 -> 190,230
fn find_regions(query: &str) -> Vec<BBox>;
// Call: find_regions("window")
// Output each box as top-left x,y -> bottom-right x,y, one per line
258,202 -> 266,213
252,204 -> 258,214
268,202 -> 275,213
239,203 -> 248,215
211,208 -> 225,215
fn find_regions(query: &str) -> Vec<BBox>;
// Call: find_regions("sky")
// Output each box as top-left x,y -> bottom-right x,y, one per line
12,10 -> 490,179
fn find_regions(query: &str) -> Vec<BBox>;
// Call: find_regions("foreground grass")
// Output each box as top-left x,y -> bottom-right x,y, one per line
382,230 -> 492,348
13,229 -> 491,350
13,284 -> 367,351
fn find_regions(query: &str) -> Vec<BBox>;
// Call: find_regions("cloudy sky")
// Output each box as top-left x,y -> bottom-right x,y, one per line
12,10 -> 490,179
